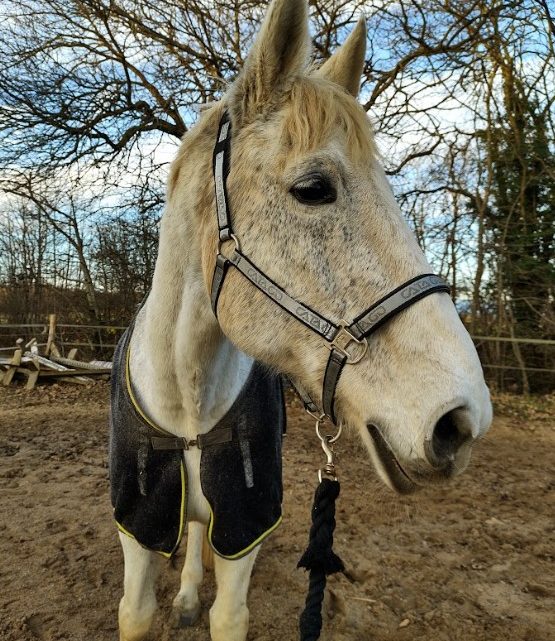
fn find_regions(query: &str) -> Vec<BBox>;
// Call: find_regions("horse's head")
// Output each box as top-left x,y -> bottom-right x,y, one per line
170,0 -> 492,493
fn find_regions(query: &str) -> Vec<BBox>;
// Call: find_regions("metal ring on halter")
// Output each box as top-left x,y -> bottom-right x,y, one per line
217,233 -> 240,256
315,419 -> 342,445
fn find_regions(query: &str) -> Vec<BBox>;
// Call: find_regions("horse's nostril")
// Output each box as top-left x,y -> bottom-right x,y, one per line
426,409 -> 471,468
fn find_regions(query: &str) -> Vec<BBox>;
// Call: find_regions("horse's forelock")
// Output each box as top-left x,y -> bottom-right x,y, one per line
281,77 -> 375,162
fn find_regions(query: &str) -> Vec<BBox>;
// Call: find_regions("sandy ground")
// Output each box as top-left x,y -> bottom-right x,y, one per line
0,382 -> 553,641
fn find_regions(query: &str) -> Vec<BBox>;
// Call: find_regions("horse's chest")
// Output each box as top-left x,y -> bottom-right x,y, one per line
181,449 -> 210,522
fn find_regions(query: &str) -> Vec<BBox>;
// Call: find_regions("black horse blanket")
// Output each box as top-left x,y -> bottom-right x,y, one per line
109,327 -> 285,558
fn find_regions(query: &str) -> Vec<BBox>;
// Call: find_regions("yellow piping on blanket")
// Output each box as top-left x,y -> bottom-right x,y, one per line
117,342 -> 187,557
207,505 -> 283,560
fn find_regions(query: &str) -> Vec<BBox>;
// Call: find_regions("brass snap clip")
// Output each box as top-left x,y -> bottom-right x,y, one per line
315,418 -> 342,482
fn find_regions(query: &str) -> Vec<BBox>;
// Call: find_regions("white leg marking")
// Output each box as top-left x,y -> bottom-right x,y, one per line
172,521 -> 205,626
209,547 -> 259,641
118,532 -> 160,641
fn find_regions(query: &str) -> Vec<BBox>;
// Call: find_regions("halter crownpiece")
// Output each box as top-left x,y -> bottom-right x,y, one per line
209,110 -> 451,424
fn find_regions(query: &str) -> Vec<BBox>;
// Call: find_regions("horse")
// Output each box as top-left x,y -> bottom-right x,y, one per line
110,1 -> 493,639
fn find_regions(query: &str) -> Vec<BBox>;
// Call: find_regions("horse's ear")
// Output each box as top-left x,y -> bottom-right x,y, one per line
228,0 -> 309,123
315,17 -> 366,97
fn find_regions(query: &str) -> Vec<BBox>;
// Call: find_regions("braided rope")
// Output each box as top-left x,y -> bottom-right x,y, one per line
298,478 -> 344,641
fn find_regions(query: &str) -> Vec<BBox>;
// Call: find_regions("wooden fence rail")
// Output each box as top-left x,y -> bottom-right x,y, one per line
472,336 -> 555,346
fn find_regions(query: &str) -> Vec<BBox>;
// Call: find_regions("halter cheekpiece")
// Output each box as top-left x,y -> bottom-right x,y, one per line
209,110 -> 450,424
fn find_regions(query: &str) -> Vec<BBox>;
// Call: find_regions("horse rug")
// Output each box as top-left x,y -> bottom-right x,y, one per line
109,327 -> 285,558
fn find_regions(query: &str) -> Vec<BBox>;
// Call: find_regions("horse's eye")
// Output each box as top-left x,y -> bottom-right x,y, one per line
290,175 -> 336,205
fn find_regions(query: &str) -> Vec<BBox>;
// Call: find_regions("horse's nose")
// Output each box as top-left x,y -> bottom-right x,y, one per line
424,408 -> 473,469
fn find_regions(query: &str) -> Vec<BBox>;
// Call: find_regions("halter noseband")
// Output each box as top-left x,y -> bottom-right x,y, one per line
209,111 -> 450,424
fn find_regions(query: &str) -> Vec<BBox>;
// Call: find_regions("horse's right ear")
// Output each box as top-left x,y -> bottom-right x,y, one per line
227,0 -> 309,124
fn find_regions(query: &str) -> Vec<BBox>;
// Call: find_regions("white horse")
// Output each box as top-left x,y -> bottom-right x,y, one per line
115,1 -> 492,639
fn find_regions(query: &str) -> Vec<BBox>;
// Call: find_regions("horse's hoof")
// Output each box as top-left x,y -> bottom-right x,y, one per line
171,602 -> 201,628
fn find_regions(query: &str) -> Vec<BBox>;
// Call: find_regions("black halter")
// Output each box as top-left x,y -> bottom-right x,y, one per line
209,111 -> 450,424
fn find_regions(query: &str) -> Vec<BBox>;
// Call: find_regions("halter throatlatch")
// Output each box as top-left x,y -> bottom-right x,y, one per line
209,110 -> 451,424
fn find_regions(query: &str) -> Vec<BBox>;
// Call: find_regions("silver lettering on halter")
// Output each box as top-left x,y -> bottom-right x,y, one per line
296,308 -> 330,335
357,305 -> 387,332
218,121 -> 230,143
401,275 -> 442,300
215,152 -> 228,228
231,253 -> 331,334
245,266 -> 284,301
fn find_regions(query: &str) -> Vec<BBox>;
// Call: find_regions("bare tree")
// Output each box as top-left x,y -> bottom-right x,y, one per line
0,0 -> 553,388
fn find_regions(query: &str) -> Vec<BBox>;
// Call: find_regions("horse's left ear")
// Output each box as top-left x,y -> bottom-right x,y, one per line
315,17 -> 366,97
227,0 -> 310,124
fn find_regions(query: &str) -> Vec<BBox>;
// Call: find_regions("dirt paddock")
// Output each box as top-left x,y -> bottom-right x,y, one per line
1,383 -> 553,641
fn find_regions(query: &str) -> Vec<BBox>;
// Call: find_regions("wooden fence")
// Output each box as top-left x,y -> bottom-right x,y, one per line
0,319 -> 125,361
1,317 -> 554,393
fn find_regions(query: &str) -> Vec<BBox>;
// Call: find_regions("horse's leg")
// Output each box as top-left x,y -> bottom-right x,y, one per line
209,547 -> 259,641
172,520 -> 205,626
118,532 -> 160,641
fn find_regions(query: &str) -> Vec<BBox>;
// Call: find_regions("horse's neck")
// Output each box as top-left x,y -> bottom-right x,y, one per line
128,232 -> 253,440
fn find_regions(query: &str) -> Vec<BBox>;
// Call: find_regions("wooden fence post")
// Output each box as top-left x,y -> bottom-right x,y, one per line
46,314 -> 57,357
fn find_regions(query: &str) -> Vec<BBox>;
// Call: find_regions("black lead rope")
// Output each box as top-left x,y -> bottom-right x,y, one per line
298,477 -> 344,641
297,422 -> 344,641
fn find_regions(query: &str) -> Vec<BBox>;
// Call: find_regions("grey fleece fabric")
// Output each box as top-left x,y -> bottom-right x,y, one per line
109,326 -> 285,558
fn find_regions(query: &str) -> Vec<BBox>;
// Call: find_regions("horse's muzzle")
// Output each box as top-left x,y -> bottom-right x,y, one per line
367,412 -> 477,493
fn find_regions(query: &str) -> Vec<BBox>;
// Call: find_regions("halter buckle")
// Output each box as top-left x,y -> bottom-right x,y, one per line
327,321 -> 368,364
